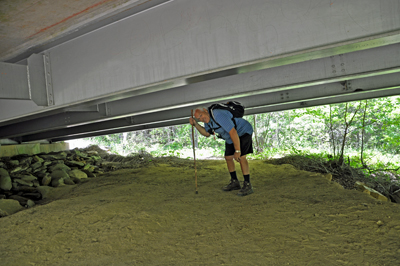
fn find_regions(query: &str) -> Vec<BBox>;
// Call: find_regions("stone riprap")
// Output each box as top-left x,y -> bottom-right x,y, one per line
0,148 -> 104,217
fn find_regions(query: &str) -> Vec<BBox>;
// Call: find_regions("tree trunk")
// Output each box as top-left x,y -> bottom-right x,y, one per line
253,114 -> 260,153
360,100 -> 368,167
329,105 -> 336,157
288,110 -> 292,147
275,113 -> 280,147
339,102 -> 362,165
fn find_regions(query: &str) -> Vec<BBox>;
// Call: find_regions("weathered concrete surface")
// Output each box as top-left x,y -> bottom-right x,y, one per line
0,0 -> 142,61
0,142 -> 69,157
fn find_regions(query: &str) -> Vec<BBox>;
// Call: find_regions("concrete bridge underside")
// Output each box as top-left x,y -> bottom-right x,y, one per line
0,0 -> 399,143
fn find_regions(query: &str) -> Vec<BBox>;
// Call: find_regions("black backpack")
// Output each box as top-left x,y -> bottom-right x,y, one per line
207,101 -> 245,136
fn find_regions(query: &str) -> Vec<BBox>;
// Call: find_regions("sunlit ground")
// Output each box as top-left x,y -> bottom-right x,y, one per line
65,139 -> 400,167
66,139 -> 94,150
65,139 -> 223,160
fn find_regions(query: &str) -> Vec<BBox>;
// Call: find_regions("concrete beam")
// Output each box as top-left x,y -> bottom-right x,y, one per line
0,143 -> 69,157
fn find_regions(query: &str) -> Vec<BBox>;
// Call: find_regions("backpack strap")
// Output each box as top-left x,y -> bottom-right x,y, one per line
207,107 -> 221,135
207,107 -> 237,134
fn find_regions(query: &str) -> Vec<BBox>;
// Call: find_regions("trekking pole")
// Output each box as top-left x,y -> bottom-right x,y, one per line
191,109 -> 198,194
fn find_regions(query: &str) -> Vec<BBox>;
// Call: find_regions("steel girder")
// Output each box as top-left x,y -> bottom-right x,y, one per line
1,42 -> 400,140
12,71 -> 400,142
49,83 -> 400,142
0,0 -> 400,142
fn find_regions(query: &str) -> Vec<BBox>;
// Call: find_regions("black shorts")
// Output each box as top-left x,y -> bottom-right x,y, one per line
225,133 -> 254,157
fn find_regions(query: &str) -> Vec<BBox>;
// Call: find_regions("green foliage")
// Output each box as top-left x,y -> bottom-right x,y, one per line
164,141 -> 184,150
86,96 -> 400,174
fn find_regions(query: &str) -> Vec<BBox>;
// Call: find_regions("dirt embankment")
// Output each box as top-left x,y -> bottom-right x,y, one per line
1,158 -> 399,266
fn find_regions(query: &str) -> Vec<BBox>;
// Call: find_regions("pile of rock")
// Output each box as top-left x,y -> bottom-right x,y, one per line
0,148 -> 105,217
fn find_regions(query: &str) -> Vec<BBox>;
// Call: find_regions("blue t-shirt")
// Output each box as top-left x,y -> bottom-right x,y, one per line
204,109 -> 253,144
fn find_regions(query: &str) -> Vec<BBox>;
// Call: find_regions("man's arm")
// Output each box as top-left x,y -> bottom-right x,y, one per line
229,127 -> 241,161
189,118 -> 211,137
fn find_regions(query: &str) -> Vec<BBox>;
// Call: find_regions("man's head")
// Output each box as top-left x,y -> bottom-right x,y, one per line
194,107 -> 210,123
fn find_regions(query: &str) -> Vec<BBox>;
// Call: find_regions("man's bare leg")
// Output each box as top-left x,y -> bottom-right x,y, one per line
225,155 -> 235,172
239,155 -> 249,175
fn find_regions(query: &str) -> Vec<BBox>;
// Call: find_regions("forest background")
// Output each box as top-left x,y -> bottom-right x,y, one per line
83,96 -> 400,194
86,96 -> 399,170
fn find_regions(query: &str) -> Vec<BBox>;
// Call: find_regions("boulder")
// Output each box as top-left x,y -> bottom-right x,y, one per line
19,157 -> 33,165
30,161 -> 42,170
14,179 -> 33,187
64,178 -> 75,185
389,186 -> 400,203
8,160 -> 19,167
36,186 -> 54,199
32,155 -> 44,163
13,174 -> 38,182
32,180 -> 40,187
12,186 -> 37,193
71,149 -> 89,158
21,192 -> 42,200
0,199 -> 24,215
10,164 -> 29,173
39,152 -> 67,161
65,160 -> 85,167
68,169 -> 88,180
0,209 -> 8,218
35,170 -> 48,179
82,169 -> 96,178
91,155 -> 102,162
50,170 -> 70,187
355,181 -> 388,202
43,161 -> 52,167
0,168 -> 12,191
325,173 -> 332,181
51,177 -> 65,187
9,195 -> 35,207
83,164 -> 95,172
41,173 -> 52,186
49,163 -> 71,173
50,170 -> 70,180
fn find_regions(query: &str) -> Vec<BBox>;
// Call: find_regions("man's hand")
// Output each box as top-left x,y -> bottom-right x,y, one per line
234,151 -> 241,162
229,128 -> 241,162
190,117 -> 211,137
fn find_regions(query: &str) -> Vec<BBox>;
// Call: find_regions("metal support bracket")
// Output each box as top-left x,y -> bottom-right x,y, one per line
330,54 -> 347,76
28,53 -> 54,106
98,103 -> 111,116
0,53 -> 54,106
44,53 -> 54,106
0,62 -> 29,100
280,92 -> 290,101
341,80 -> 352,91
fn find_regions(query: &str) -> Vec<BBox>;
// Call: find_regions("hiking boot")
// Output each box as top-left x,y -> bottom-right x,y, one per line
222,179 -> 241,191
237,181 -> 254,196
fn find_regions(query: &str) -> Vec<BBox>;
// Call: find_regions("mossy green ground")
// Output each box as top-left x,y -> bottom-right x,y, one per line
1,159 -> 399,265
